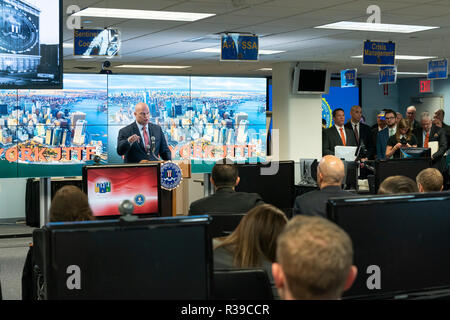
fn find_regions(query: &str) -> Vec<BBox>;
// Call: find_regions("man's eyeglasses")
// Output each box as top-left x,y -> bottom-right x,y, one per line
385,116 -> 395,120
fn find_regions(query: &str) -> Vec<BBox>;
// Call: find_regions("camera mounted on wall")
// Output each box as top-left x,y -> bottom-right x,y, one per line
99,61 -> 113,74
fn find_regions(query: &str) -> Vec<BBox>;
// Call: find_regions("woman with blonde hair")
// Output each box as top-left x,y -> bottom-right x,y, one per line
385,118 -> 418,159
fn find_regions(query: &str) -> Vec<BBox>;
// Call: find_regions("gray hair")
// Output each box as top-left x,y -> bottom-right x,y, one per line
421,111 -> 431,122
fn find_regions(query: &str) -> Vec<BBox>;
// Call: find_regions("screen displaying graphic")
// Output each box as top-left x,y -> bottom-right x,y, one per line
0,74 -> 107,177
86,165 -> 159,216
322,86 -> 360,128
0,74 -> 267,178
108,75 -> 267,164
0,0 -> 62,89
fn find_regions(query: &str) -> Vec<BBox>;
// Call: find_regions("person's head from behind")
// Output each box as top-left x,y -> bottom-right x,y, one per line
378,175 -> 419,194
215,204 -> 288,268
416,168 -> 444,192
211,158 -> 239,189
50,185 -> 94,222
317,155 -> 345,189
272,215 -> 357,300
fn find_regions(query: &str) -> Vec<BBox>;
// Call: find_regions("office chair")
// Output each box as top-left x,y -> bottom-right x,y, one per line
212,268 -> 274,300
208,213 -> 246,238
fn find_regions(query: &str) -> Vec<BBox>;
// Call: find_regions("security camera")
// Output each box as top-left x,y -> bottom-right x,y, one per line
119,199 -> 137,222
99,61 -> 112,74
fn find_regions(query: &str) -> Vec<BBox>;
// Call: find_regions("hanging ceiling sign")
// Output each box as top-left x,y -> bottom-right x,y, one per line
379,65 -> 397,84
74,28 -> 120,57
341,69 -> 357,88
427,59 -> 448,80
363,40 -> 395,66
221,34 -> 259,61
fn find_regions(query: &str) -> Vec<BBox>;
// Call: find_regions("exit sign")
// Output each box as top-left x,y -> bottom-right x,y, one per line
420,79 -> 433,93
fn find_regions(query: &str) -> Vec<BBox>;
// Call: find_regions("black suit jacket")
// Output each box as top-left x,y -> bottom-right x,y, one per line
293,186 -> 355,218
345,121 -> 376,159
188,187 -> 264,215
117,122 -> 171,163
322,126 -> 357,156
414,125 -> 447,170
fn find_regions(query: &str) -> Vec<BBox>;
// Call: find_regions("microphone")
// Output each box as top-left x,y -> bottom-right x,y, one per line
151,136 -> 156,154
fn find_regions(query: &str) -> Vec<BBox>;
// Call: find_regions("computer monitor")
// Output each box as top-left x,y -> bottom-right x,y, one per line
32,216 -> 213,299
375,158 -> 431,193
82,164 -> 161,218
327,192 -> 450,299
235,161 -> 295,216
400,147 -> 431,159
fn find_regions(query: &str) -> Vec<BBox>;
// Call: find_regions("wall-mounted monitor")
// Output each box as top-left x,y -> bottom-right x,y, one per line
82,163 -> 161,218
292,67 -> 330,94
0,0 -> 63,89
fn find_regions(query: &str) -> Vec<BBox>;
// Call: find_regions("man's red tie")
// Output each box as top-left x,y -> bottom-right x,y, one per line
424,132 -> 429,148
339,127 -> 346,146
143,126 -> 150,147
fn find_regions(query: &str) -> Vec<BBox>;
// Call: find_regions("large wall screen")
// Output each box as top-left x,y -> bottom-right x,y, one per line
0,73 -> 267,178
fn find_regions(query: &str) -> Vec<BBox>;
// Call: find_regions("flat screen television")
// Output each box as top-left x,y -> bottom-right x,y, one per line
82,163 -> 161,217
32,215 -> 213,299
235,160 -> 295,217
0,0 -> 63,89
292,67 -> 330,94
327,192 -> 450,299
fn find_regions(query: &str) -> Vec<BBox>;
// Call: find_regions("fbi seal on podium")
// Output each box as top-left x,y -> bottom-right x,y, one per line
160,161 -> 183,191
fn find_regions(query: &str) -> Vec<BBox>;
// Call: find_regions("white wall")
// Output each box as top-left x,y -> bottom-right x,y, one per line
272,62 -> 323,162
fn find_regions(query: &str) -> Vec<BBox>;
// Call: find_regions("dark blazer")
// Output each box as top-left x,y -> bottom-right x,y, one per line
414,125 -> 448,171
188,187 -> 264,215
345,121 -> 375,159
322,126 -> 357,156
293,186 -> 355,218
117,122 -> 171,163
410,119 -> 421,133
376,127 -> 391,160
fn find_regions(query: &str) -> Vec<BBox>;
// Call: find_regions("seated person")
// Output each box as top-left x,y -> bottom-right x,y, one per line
378,175 -> 419,194
213,204 -> 288,299
416,168 -> 444,192
189,159 -> 264,215
271,215 -> 357,300
385,119 -> 418,159
22,186 -> 95,300
293,155 -> 354,218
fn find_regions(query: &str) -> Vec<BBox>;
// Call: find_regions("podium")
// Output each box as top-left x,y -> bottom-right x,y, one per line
153,160 -> 191,217
28,161 -> 192,227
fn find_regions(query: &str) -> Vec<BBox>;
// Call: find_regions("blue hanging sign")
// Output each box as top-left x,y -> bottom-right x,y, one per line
379,66 -> 397,84
363,40 -> 395,66
341,69 -> 357,88
221,34 -> 259,61
428,59 -> 448,80
74,28 -> 120,56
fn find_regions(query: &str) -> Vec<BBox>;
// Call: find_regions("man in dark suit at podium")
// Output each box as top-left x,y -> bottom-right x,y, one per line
322,108 -> 357,156
117,102 -> 172,163
189,160 -> 264,215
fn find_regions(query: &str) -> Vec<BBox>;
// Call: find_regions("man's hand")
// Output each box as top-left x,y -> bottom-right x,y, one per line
128,134 -> 141,144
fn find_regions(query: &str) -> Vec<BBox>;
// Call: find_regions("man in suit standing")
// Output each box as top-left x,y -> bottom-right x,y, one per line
117,102 -> 172,163
322,108 -> 357,156
433,108 -> 450,150
345,105 -> 375,160
376,109 -> 397,159
406,105 -> 421,132
293,155 -> 354,218
414,112 -> 447,172
189,159 -> 264,215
